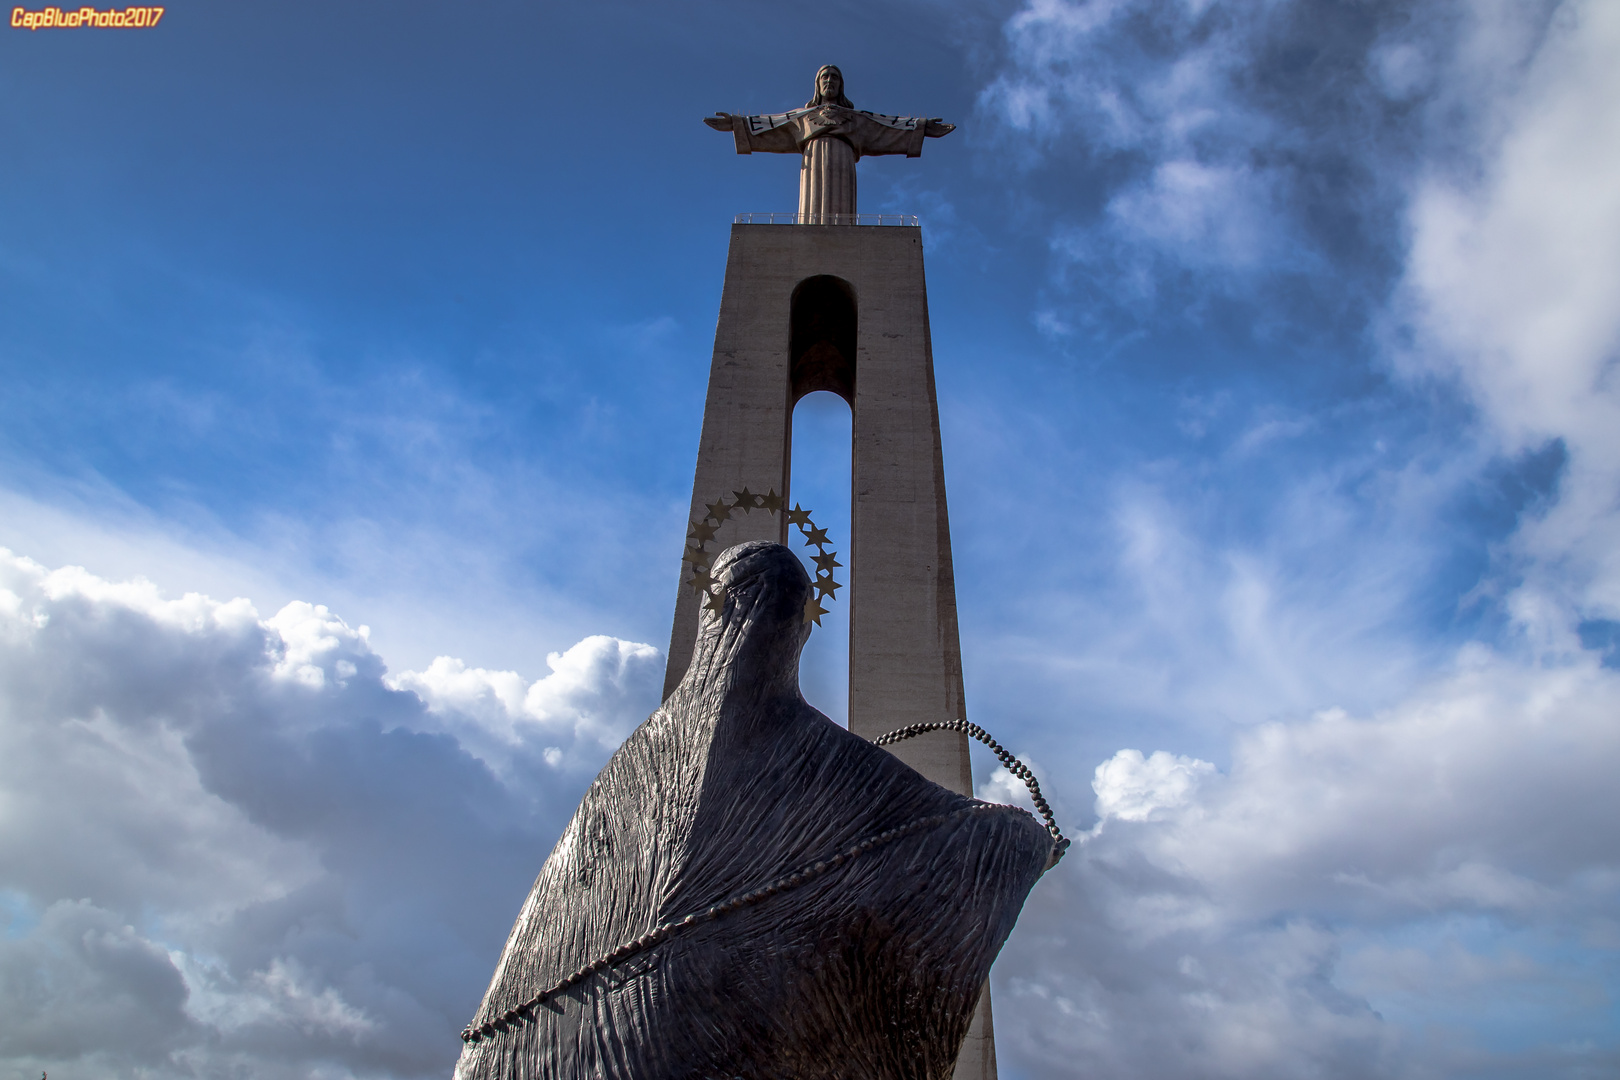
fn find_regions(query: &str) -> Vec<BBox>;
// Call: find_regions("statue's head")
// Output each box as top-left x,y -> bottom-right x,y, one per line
807,65 -> 854,109
686,542 -> 814,700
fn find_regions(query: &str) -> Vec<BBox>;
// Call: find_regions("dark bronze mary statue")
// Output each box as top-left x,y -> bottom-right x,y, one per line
454,542 -> 1057,1080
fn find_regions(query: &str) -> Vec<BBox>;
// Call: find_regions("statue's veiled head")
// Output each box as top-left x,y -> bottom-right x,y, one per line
807,65 -> 854,109
683,542 -> 814,701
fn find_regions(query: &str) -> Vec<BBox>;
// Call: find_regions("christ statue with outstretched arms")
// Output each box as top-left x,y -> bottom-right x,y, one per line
705,65 -> 955,222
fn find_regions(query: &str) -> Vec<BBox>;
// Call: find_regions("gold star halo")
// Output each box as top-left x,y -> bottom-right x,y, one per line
685,489 -> 842,625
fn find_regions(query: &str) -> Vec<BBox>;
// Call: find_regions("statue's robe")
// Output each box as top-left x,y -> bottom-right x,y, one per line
719,105 -> 935,220
455,542 -> 1053,1080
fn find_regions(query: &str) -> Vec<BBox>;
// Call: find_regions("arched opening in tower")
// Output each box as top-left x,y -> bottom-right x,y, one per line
788,275 -> 856,726
790,275 -> 856,405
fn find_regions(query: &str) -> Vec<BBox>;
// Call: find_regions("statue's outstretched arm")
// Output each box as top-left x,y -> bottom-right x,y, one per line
924,119 -> 955,137
705,113 -> 802,156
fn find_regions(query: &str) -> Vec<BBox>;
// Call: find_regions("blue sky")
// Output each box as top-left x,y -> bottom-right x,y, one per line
2,1 -> 1618,1078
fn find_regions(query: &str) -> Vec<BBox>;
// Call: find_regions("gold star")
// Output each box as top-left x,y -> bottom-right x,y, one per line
785,503 -> 812,527
732,487 -> 758,511
802,524 -> 831,547
705,499 -> 732,523
681,544 -> 709,567
688,565 -> 714,594
759,489 -> 783,514
704,588 -> 726,613
812,550 -> 842,573
802,595 -> 829,626
814,574 -> 842,599
688,520 -> 718,543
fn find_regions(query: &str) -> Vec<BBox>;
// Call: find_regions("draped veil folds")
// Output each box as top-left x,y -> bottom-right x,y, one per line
455,543 -> 1052,1080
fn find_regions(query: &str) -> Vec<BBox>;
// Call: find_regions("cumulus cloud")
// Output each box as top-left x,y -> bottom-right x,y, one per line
974,2 -> 1620,1077
1090,748 -> 1213,823
998,651 -> 1620,1079
394,636 -> 658,773
1396,0 -> 1620,641
0,547 -> 661,1078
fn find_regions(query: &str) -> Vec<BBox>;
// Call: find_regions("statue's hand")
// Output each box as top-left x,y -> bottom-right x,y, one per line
703,113 -> 736,132
924,119 -> 956,137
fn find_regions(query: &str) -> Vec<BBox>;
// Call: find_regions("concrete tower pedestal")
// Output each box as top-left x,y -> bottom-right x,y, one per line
664,222 -> 998,1080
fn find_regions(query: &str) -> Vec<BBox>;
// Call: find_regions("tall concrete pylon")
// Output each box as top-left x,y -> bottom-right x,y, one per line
662,221 -> 1000,1080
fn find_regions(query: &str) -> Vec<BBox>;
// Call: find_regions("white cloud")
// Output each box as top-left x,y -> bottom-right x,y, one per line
976,3 -> 1620,1077
395,655 -> 530,729
1397,0 -> 1620,636
1092,748 -> 1214,823
999,652 -> 1620,1078
183,955 -> 377,1041
0,546 -> 661,1078
392,636 -> 661,772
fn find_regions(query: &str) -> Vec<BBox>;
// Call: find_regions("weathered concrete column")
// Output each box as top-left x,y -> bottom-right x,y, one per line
664,222 -> 996,1080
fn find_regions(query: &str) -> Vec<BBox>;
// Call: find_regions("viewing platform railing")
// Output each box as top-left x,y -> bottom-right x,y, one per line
734,213 -> 920,227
